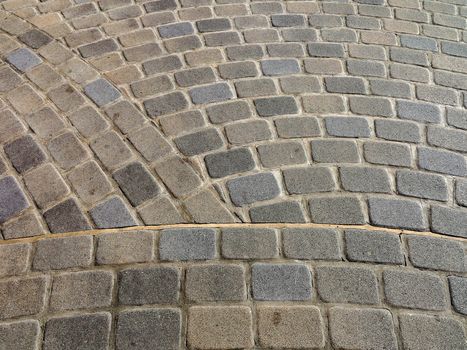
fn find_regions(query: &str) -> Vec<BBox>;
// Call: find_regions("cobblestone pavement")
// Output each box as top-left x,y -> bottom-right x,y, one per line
0,226 -> 465,349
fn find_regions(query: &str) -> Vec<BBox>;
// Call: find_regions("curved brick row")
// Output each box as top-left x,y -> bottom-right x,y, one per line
0,226 -> 466,349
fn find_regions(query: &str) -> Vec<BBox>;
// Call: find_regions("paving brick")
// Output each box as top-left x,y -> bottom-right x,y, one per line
44,313 -> 111,350
197,18 -> 231,32
428,125 -> 467,153
309,13 -> 344,27
186,264 -> 246,302
340,166 -> 391,193
325,116 -> 371,138
275,117 -> 320,138
322,27 -> 358,42
90,131 -> 133,170
158,22 -> 193,38
416,84 -> 458,106
6,48 -> 42,72
0,176 -> 29,224
308,42 -> 345,57
2,212 -> 44,240
235,78 -> 277,97
283,228 -> 340,260
364,141 -> 412,167
390,63 -> 430,83
283,167 -> 336,194
311,139 -> 360,163
418,147 -> 467,176
0,67 -> 22,93
0,320 -> 40,350
221,228 -> 278,259
26,64 -> 63,91
396,170 -> 448,201
225,120 -> 271,144
369,197 -> 426,230
252,263 -> 312,301
174,128 -> 223,156
174,67 -> 216,87
349,96 -> 394,117
258,306 -> 325,349
19,29 -> 52,49
347,58 -> 386,77
164,35 -> 202,53
184,48 -> 224,66
84,78 -> 121,107
260,59 -> 300,76
154,156 -> 201,197
44,197 -> 91,233
397,100 -> 442,123
78,38 -> 118,58
325,76 -> 367,94
254,96 -> 298,117
142,55 -> 182,75
123,43 -> 162,62
267,43 -> 305,57
96,231 -> 153,265
26,107 -> 65,139
449,276 -> 467,316
347,229 -> 404,264
226,44 -> 263,61
183,189 -> 237,223
138,197 -> 185,225
383,269 -> 447,310
128,125 -> 172,163
0,109 -> 26,144
329,307 -> 398,350
159,228 -> 216,261
90,196 -> 137,228
257,142 -> 307,168
227,172 -> 280,206
447,107 -> 467,130
119,266 -> 180,305
375,119 -> 422,143
456,180 -> 467,207
431,205 -> 467,238
305,57 -> 343,74
70,107 -> 108,139
250,201 -> 306,223
370,79 -> 411,98
160,110 -> 205,136
206,100 -> 252,124
205,148 -> 255,178
189,82 -> 233,104
0,276 -> 47,319
48,84 -> 85,112
204,31 -> 241,46
7,85 -> 43,116
0,243 -> 31,277
48,132 -> 88,170
400,314 -> 466,350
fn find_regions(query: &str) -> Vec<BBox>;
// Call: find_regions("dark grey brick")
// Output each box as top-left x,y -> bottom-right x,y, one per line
0,320 -> 39,350
186,264 -> 246,302
375,119 -> 422,143
311,139 -> 360,163
257,142 -> 306,167
44,313 -> 111,350
222,228 -> 278,259
368,197 -> 426,230
325,116 -> 371,137
206,100 -> 252,124
261,59 -> 300,76
158,22 -> 193,38
84,79 -> 120,107
4,135 -> 46,174
142,55 -> 183,75
364,141 -> 411,167
383,269 -> 447,310
400,34 -> 438,51
252,263 -> 312,301
119,266 -> 180,305
309,196 -> 365,224
449,276 -> 467,315
275,117 -> 321,138
44,198 -> 91,233
340,166 -> 391,193
316,266 -> 379,304
308,43 -> 345,57
78,39 -> 118,58
396,170 -> 448,201
189,82 -> 233,104
197,18 -> 231,32
283,167 -> 336,194
218,61 -> 258,79
283,228 -> 340,260
113,162 -> 160,206
144,0 -> 176,12
90,196 -> 137,229
116,309 -> 181,350
370,79 -> 411,98
345,229 -> 404,264
227,172 -> 279,206
6,48 -> 42,72
159,228 -> 216,261
407,235 -> 464,272
418,147 -> 467,176
397,100 -> 442,123
0,176 -> 29,224
205,148 -> 255,178
325,77 -> 366,94
174,128 -> 223,156
19,29 -> 52,49
271,14 -> 305,26
144,91 -> 188,117
254,96 -> 298,117
249,201 -> 306,223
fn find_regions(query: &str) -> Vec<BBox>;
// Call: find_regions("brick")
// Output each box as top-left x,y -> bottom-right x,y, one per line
283,228 -> 340,260
26,107 -> 65,139
397,100 -> 442,123
400,34 -> 437,51
254,96 -> 298,117
159,228 -> 216,261
123,43 -> 162,62
139,197 -> 185,225
197,18 -> 230,32
308,42 -> 345,57
48,132 -> 88,170
78,39 -> 118,58
189,82 -> 233,104
396,170 -> 448,201
0,276 -> 47,319
340,166 -> 391,193
157,22 -> 193,38
2,212 -> 44,240
325,76 -> 366,94
160,110 -> 205,136
144,0 -> 176,12
364,141 -> 411,167
90,131 -> 133,169
225,120 -> 271,144
0,67 -> 22,93
227,172 -> 280,206
154,156 -> 201,197
234,15 -> 268,29
449,276 -> 467,315
283,167 -> 336,194
96,231 -> 153,265
249,201 -> 306,223
7,85 -> 43,115
90,196 -> 137,228
206,100 -> 251,124
119,266 -> 180,305
325,116 -> 371,137
428,125 -> 467,153
349,44 -> 386,60
309,13 -> 343,27
434,70 -> 467,91
390,63 -> 430,82
418,147 -> 467,176
359,4 -> 392,17
26,64 -> 63,91
260,59 -> 300,76
0,109 -> 26,144
219,61 -> 257,79
44,313 -> 111,350
432,205 -> 467,238
59,58 -> 98,84
280,77 -> 320,95
174,128 -> 223,156
258,142 -> 306,168
309,196 -> 365,224
311,139 -> 360,163
282,28 -> 318,42
48,84 -> 85,112
441,41 -> 467,58
0,176 -> 29,224
43,198 -> 91,233
174,67 -> 215,87
164,35 -> 202,53
6,48 -> 42,72
184,189 -> 236,224
204,31 -> 241,46
142,55 -> 182,75
68,161 -> 112,205
84,78 -> 121,107
302,95 -> 346,114
226,44 -> 263,60
0,320 -> 40,350
434,12 -> 466,29
33,235 -> 93,271
0,243 -> 31,277
447,107 -> 467,130
329,307 -> 397,350
432,54 -> 467,74
185,48 -> 224,66
205,148 -> 254,178
258,306 -> 325,349
322,28 -> 358,42
221,228 -> 278,259
417,84 -> 458,106
275,117 -> 320,138
130,76 -> 173,98
251,1 -> 283,14
235,78 -> 276,97
128,125 -> 172,162
383,269 -> 447,310
456,180 -> 467,207
62,2 -> 96,18
19,29 -> 52,49
70,106 -> 108,138
370,79 -> 411,98
361,30 -> 397,45
267,43 -> 305,57
369,197 -> 426,230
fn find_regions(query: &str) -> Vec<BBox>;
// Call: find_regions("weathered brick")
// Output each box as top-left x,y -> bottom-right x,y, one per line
428,125 -> 467,153
78,39 -> 118,58
254,96 -> 298,117
128,125 -> 172,162
0,176 -> 29,224
227,172 -> 280,206
206,100 -> 252,124
174,67 -> 216,87
364,141 -> 411,167
160,110 -> 205,136
456,180 -> 467,207
154,156 -> 201,197
174,128 -> 223,156
48,84 -> 85,112
131,75 -> 173,98
283,228 -> 340,260
43,198 -> 91,233
142,55 -> 182,75
48,132 -> 89,170
189,82 -> 233,104
221,228 -> 278,259
26,107 -> 65,139
159,228 -> 216,261
390,63 -> 430,82
138,197 -> 185,225
370,79 -> 411,98
158,22 -> 193,38
311,139 -> 360,163
6,48 -> 42,72
183,189 -> 236,224
90,196 -> 137,228
431,205 -> 467,238
397,100 -> 442,123
204,31 -> 241,46
225,120 -> 272,144
309,196 -> 365,224
305,58 -> 343,74
283,166 -> 336,194
0,320 -> 40,350
396,170 -> 448,201
257,142 -> 306,167
249,201 -> 306,223
96,231 -> 154,265
369,197 -> 426,230
416,84 -> 458,106
7,85 -> 43,115
226,44 -> 263,60
235,78 -> 277,97
261,59 -> 300,76
340,166 -> 391,193
308,42 -> 345,57
418,147 -> 467,176
205,148 -> 255,178
275,117 -> 321,138
325,116 -> 371,137
325,76 -> 367,94
197,18 -> 230,32
0,243 -> 31,277
449,276 -> 467,315
144,0 -> 177,12
267,43 -> 305,57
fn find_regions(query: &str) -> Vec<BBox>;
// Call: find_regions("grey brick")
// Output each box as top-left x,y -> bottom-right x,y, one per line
416,84 -> 458,106
227,172 -> 279,206
235,78 -> 276,97
0,67 -> 22,93
252,263 -> 311,301
395,8 -> 429,22
205,148 -> 255,178
128,125 -> 172,163
303,57 -> 342,74
0,243 -> 30,277
197,18 -> 231,32
44,198 -> 91,233
142,55 -> 183,75
390,63 -> 430,82
434,70 -> 467,91
340,166 -> 391,193
174,128 -> 223,156
206,100 -> 251,124
144,0 -> 177,12
19,29 -> 52,49
104,101 -> 144,134
282,28 -> 318,42
164,35 -> 202,53
267,43 -> 305,57
364,141 -> 412,167
322,28 -> 358,42
309,196 -> 365,224
347,59 -> 386,77
138,197 -> 185,225
431,205 -> 467,238
96,231 -> 154,265
90,131 -> 132,170
428,125 -> 467,153
257,142 -> 306,167
349,43 -> 387,60
400,34 -> 438,51
349,96 -> 394,117
4,135 -> 46,174
90,196 -> 137,229
345,229 -> 404,264
448,107 -> 467,130
185,191 -> 235,224
317,266 -> 379,304
225,120 -> 272,144
433,13 -> 466,29
204,31 -> 241,46
189,82 -> 233,104
254,96 -> 298,117
116,309 -> 180,350
359,4 -> 392,17
226,44 -> 264,60
369,197 -> 426,230
283,167 -> 336,194
131,75 -> 173,98
160,110 -> 205,136
275,117 -> 321,138
449,276 -> 467,315
78,39 -> 118,58
325,77 -> 367,94
397,100 -> 442,123
261,59 -> 300,76
418,147 -> 467,176
48,132 -> 88,170
424,1 -> 456,14
308,43 -> 345,57
346,15 -> 380,29
154,156 -> 201,197
441,41 -> 467,58
397,170 -> 448,201
68,106 -> 108,138
249,201 -> 306,223
400,314 -> 466,350
370,79 -> 411,98
456,180 -> 467,207
0,176 -> 29,224
329,307 -> 397,350
218,61 -> 258,79
283,228 -> 340,260
84,78 -> 120,107
407,235 -> 464,272
325,116 -> 371,137
62,2 -> 97,18
0,320 -> 40,350
33,236 -> 93,271
311,139 -> 360,163
309,13 -> 344,27
271,14 -> 305,27
186,264 -> 246,302
144,92 -> 188,117
159,228 -> 216,261
383,269 -> 447,310
44,313 -> 111,350
279,76 -> 320,93
6,48 -> 42,72
221,228 -> 278,259
158,22 -> 193,38
118,266 -> 180,305
251,2 -> 283,14
234,15 -> 268,29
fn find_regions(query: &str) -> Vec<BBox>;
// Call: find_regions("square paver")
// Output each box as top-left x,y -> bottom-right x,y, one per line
0,176 -> 29,224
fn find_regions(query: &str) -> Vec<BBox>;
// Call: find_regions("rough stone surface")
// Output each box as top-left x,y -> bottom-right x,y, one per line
159,228 -> 216,261
283,228 -> 340,260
